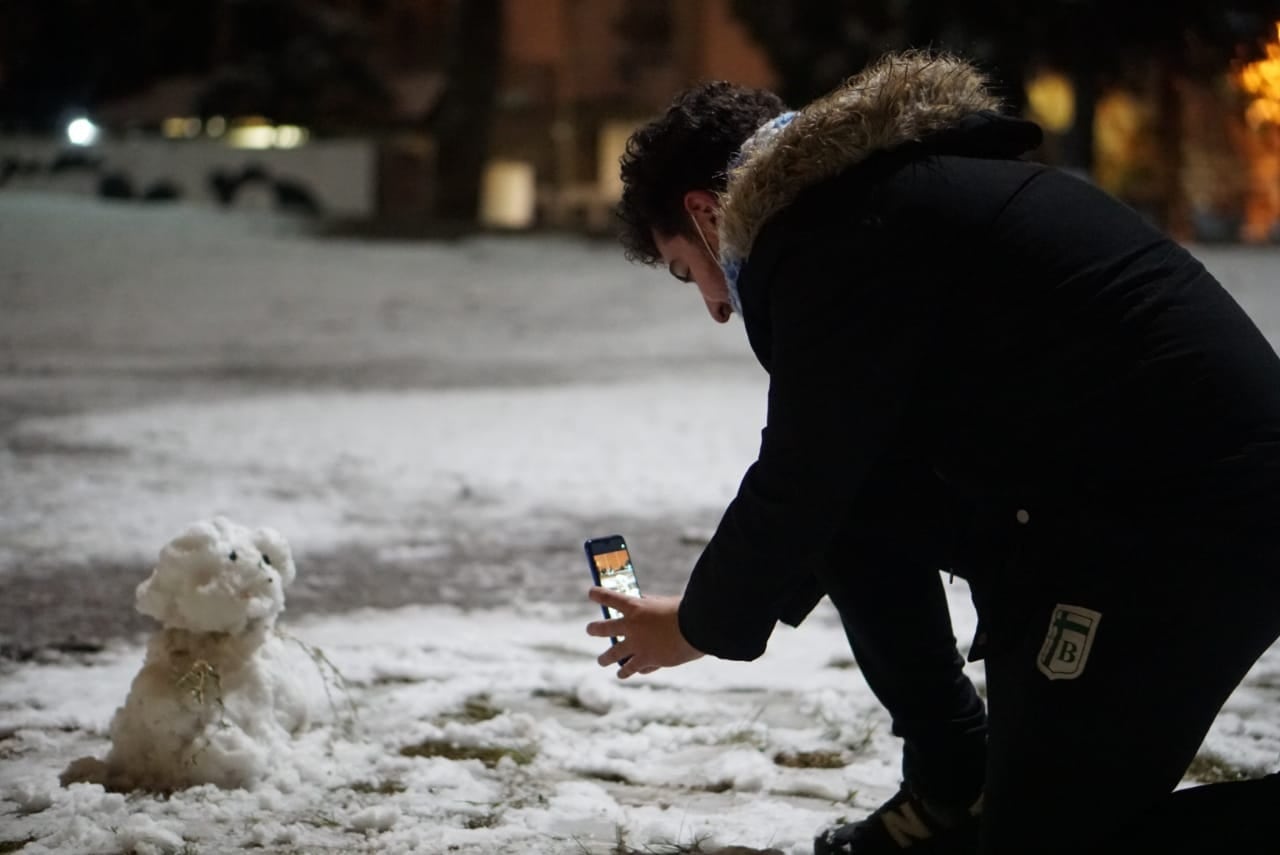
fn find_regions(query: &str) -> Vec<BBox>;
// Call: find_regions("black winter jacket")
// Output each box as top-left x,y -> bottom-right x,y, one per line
678,61 -> 1280,662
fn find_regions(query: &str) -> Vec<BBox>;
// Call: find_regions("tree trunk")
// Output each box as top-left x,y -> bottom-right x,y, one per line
1156,57 -> 1191,240
432,0 -> 504,224
1060,65 -> 1097,177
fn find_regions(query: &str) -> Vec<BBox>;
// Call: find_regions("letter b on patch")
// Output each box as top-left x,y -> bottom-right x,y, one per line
1037,604 -> 1102,680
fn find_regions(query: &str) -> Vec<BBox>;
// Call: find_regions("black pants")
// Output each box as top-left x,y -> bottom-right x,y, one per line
818,459 -> 1280,854
816,458 -> 988,813
978,537 -> 1280,855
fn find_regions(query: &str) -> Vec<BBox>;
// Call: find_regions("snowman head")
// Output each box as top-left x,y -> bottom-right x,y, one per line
136,516 -> 297,635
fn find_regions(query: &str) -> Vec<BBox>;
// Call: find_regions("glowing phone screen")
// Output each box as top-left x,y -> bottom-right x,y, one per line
592,547 -> 641,619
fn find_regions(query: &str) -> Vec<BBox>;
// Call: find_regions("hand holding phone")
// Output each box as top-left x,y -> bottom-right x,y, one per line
584,535 -> 704,679
584,534 -> 642,647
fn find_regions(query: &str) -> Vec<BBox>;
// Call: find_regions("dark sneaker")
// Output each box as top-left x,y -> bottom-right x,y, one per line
814,785 -> 981,854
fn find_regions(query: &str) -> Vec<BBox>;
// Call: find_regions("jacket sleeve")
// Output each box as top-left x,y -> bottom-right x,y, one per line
677,229 -> 946,660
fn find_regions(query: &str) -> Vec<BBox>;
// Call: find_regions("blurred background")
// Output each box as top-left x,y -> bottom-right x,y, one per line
5,0 -> 1280,242
6,0 -> 1280,671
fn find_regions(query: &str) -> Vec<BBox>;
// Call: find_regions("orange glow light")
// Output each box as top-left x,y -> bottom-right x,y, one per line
1238,24 -> 1280,128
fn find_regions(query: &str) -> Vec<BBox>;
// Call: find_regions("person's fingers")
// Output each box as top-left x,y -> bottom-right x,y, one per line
617,654 -> 645,679
639,666 -> 659,675
597,640 -> 632,668
588,586 -> 638,613
585,618 -> 626,638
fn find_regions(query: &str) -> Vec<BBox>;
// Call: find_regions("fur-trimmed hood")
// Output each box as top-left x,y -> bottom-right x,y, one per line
717,53 -> 1003,265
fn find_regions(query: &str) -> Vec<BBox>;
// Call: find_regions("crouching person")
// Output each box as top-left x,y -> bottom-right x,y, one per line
586,51 -> 1280,855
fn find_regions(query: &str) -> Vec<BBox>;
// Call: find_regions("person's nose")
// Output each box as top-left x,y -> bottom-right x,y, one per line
705,297 -> 732,324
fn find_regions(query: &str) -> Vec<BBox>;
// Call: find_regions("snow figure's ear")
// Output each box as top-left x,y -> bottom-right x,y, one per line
164,520 -> 220,555
136,519 -> 226,630
252,527 -> 296,588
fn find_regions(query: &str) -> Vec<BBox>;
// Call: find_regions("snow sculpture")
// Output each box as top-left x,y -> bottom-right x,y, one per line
63,517 -> 325,792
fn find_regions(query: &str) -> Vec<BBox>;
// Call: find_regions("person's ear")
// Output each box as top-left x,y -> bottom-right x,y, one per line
680,190 -> 721,236
682,190 -> 719,223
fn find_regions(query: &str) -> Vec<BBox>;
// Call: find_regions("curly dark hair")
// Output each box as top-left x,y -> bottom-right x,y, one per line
617,81 -> 786,265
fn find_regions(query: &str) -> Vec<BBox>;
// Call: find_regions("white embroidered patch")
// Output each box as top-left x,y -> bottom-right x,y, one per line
1036,604 -> 1102,680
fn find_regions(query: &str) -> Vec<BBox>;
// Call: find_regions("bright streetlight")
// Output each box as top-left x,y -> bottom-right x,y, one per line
66,117 -> 100,146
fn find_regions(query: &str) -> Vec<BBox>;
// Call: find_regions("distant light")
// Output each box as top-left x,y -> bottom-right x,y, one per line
224,121 -> 310,150
1025,71 -> 1076,134
67,117 -> 100,146
227,125 -> 277,150
273,125 -> 308,149
598,120 -> 639,201
1238,23 -> 1280,129
162,117 -> 202,140
480,159 -> 536,229
206,116 -> 227,138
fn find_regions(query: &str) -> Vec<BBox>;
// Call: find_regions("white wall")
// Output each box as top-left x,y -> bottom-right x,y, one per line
0,136 -> 377,218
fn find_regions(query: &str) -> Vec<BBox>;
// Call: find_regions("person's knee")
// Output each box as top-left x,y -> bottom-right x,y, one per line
979,774 -> 1280,855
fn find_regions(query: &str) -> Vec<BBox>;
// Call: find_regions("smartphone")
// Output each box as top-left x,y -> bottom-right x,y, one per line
584,534 -> 642,646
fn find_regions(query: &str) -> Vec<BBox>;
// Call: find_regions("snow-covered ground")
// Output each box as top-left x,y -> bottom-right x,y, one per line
1,193 -> 1279,853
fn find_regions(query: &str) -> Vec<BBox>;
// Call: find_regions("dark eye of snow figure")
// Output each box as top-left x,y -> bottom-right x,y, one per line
262,554 -> 272,566
229,550 -> 237,561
